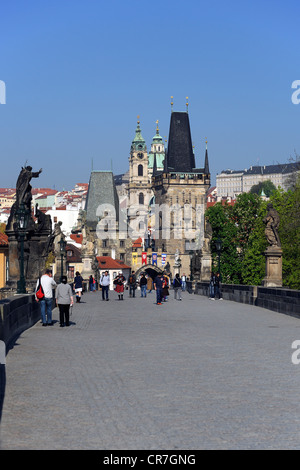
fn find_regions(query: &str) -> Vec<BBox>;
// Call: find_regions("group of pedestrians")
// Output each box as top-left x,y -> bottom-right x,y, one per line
35,269 -> 74,328
209,272 -> 223,300
35,267 -> 203,326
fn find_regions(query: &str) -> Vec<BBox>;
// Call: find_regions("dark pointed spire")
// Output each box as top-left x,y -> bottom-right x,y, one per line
204,138 -> 209,175
166,111 -> 195,172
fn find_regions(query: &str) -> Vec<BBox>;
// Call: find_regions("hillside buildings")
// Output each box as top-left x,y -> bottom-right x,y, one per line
216,162 -> 299,200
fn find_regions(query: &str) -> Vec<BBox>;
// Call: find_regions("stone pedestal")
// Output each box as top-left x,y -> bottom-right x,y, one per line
263,246 -> 283,287
200,252 -> 212,281
81,256 -> 94,281
173,265 -> 181,276
6,228 -> 52,292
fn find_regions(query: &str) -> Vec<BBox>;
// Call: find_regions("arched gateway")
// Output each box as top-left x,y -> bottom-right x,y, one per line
135,264 -> 164,279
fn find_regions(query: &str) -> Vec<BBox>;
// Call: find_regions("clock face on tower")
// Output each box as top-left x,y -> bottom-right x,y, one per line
137,153 -> 143,159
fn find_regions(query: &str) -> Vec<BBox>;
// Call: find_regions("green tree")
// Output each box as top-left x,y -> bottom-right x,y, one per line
250,180 -> 276,197
270,175 -> 300,289
241,202 -> 268,285
206,193 -> 266,285
206,202 -> 241,283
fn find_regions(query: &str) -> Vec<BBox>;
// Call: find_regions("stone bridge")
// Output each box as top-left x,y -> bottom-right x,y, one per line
1,287 -> 300,450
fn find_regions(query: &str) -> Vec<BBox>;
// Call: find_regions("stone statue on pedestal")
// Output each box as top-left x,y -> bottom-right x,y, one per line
263,204 -> 282,287
5,166 -> 53,291
263,204 -> 281,247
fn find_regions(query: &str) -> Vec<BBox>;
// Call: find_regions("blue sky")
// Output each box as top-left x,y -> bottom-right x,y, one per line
0,0 -> 299,190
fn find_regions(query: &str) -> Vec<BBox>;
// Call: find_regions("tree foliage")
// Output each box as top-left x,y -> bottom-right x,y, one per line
205,175 -> 300,289
269,175 -> 300,289
250,180 -> 276,197
206,193 -> 267,285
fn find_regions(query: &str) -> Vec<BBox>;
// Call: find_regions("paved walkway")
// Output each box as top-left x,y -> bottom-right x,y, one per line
1,288 -> 300,450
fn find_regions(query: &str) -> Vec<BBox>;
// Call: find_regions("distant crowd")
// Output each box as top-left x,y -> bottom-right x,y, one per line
35,268 -> 222,327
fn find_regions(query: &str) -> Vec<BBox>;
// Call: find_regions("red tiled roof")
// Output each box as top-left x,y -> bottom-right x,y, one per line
132,237 -> 142,247
207,199 -> 236,208
32,188 -> 58,195
96,256 -> 130,270
0,232 -> 8,246
70,233 -> 83,244
66,243 -> 82,262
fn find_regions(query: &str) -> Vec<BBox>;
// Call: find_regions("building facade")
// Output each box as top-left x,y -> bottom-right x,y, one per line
216,162 -> 300,199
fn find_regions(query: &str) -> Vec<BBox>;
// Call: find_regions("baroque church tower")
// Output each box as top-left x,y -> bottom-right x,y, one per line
128,117 -> 152,208
148,120 -> 165,178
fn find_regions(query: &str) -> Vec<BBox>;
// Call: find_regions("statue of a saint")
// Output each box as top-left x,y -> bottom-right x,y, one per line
7,165 -> 42,231
16,166 -> 42,208
263,204 -> 281,247
174,249 -> 181,267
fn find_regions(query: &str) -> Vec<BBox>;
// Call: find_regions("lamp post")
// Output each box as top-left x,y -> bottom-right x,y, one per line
215,237 -> 222,280
189,250 -> 194,281
58,236 -> 66,283
16,203 -> 30,294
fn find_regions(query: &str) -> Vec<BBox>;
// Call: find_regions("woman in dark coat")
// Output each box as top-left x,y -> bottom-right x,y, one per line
162,272 -> 169,302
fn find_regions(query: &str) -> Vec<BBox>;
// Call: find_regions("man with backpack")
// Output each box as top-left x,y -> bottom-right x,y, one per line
35,269 -> 57,325
128,271 -> 137,298
173,273 -> 182,300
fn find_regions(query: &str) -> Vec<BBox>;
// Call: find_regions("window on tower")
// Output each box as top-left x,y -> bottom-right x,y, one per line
139,192 -> 144,205
138,164 -> 143,176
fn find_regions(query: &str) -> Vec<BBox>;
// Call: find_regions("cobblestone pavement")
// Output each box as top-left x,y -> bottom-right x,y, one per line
1,289 -> 300,450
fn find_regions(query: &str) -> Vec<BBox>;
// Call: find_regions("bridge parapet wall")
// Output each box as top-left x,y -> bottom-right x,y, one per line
0,294 -> 55,348
191,281 -> 300,319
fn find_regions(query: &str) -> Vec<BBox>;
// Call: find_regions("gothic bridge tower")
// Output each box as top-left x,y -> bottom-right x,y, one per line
152,98 -> 211,276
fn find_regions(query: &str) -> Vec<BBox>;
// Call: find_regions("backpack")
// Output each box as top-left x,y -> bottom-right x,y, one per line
36,278 -> 44,299
129,276 -> 133,284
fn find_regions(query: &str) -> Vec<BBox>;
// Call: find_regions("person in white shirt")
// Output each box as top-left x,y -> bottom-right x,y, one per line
100,271 -> 110,301
181,273 -> 186,291
35,269 -> 57,326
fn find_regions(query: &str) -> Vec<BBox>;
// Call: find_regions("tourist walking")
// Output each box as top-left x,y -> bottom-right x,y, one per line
162,272 -> 170,302
173,273 -> 182,300
89,275 -> 96,292
139,273 -> 147,297
147,275 -> 153,293
74,271 -> 83,302
181,273 -> 186,291
209,272 -> 216,300
35,269 -> 57,326
114,272 -> 125,300
154,273 -> 165,305
100,271 -> 110,301
56,275 -> 74,327
128,271 -> 137,298
214,272 -> 223,300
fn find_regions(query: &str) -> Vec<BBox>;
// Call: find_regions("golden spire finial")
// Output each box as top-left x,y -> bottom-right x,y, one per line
171,96 -> 173,112
186,96 -> 189,112
205,137 -> 208,148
